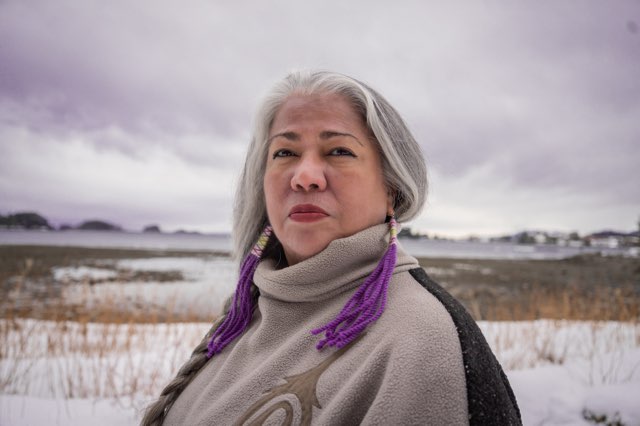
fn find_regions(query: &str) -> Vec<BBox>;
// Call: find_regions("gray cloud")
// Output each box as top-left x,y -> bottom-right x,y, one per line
1,0 -> 639,234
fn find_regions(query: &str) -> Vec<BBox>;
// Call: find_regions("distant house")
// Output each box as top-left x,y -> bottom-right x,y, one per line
533,233 -> 547,245
514,231 -> 548,245
589,236 -> 620,248
567,240 -> 584,248
586,231 -> 627,248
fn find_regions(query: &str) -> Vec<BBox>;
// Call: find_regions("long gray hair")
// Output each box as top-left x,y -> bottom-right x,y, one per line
141,70 -> 428,425
234,70 -> 428,262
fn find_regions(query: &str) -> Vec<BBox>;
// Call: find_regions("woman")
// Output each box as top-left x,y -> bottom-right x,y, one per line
142,71 -> 521,425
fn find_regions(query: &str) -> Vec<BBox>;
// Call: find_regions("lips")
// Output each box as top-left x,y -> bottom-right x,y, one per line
288,204 -> 329,222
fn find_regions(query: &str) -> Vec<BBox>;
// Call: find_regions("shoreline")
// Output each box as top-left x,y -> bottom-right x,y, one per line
1,244 -> 638,322
3,229 -> 638,259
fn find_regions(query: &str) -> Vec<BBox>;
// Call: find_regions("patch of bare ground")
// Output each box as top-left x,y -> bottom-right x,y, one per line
0,245 -> 228,323
418,254 -> 640,321
2,245 -> 639,323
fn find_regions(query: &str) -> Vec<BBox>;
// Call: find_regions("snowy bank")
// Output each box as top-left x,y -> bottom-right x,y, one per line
1,319 -> 639,425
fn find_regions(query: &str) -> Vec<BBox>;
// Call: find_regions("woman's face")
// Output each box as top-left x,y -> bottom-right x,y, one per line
264,93 -> 392,266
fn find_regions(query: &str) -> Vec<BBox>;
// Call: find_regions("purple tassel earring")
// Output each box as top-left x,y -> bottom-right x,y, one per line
311,217 -> 398,350
207,218 -> 398,357
207,225 -> 272,358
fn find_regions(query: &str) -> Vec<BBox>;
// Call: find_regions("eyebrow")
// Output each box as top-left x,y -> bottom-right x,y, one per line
267,130 -> 363,146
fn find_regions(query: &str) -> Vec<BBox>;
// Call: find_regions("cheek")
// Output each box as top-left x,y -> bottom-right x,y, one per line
341,162 -> 386,195
263,171 -> 285,217
334,172 -> 387,210
263,181 -> 275,209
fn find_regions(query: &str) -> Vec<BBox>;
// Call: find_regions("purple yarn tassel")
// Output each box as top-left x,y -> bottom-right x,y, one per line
311,218 -> 398,350
207,226 -> 272,358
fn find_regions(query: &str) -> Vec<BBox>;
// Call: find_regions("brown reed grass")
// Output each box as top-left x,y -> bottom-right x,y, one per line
0,245 -> 638,406
470,284 -> 640,322
418,254 -> 640,322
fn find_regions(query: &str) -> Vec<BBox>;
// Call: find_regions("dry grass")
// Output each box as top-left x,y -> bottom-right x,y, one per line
479,320 -> 640,376
0,245 -> 639,406
0,246 -> 220,406
3,245 -> 638,323
5,284 -> 210,324
418,254 -> 640,321
0,317 -> 207,407
459,284 -> 640,322
1,245 -> 226,323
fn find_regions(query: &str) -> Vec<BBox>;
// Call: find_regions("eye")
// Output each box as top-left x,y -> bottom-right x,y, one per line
272,149 -> 295,159
329,147 -> 356,157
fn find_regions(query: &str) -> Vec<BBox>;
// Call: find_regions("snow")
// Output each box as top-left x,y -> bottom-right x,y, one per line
115,257 -> 223,278
508,348 -> 640,425
452,262 -> 493,275
1,319 -> 638,425
1,320 -> 206,425
583,382 -> 640,426
56,256 -> 238,317
53,266 -> 117,282
1,395 -> 137,426
478,320 -> 639,371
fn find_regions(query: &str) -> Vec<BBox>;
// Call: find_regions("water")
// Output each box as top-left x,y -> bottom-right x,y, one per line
398,238 -> 637,260
0,230 -> 231,252
1,230 -> 636,259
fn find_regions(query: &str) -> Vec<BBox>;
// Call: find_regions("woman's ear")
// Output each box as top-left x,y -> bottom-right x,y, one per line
386,190 -> 396,217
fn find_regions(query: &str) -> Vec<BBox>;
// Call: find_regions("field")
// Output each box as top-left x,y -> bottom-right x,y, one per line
1,244 -> 639,425
419,255 -> 640,321
0,245 -> 233,323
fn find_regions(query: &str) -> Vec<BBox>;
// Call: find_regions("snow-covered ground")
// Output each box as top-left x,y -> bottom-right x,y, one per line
1,319 -> 638,425
53,257 -> 238,318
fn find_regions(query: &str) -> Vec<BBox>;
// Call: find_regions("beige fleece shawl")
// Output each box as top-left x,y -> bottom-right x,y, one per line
164,224 -> 468,425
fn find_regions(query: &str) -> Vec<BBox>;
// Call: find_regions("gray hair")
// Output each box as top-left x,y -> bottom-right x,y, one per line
234,70 -> 428,262
141,71 -> 428,424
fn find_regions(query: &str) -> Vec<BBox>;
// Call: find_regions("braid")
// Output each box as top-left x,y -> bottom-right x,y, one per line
140,298 -> 232,425
141,226 -> 271,425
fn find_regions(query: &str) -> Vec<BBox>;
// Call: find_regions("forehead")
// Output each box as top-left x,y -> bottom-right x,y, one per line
269,93 -> 367,135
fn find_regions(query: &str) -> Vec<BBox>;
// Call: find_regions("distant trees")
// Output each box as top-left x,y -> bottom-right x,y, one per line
77,220 -> 122,231
397,227 -> 420,239
143,224 -> 161,233
0,211 -> 168,233
0,211 -> 123,231
515,232 -> 536,245
0,212 -> 52,230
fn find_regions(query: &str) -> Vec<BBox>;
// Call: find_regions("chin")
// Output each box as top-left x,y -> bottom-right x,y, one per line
284,240 -> 331,265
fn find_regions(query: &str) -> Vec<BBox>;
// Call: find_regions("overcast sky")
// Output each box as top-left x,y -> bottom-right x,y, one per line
1,0 -> 639,237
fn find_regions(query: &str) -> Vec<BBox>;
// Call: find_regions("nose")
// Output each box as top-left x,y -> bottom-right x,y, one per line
291,155 -> 327,192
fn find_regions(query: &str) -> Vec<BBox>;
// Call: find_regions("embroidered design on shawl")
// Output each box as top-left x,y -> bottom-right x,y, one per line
234,337 -> 361,426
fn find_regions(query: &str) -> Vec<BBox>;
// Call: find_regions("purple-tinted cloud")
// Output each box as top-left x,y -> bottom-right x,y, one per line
1,0 -> 638,234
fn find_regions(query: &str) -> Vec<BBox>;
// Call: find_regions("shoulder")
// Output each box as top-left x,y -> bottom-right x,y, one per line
383,268 -> 461,347
370,268 -> 467,399
398,267 -> 523,426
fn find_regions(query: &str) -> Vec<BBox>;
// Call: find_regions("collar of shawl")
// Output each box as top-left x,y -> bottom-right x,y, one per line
253,224 -> 417,303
